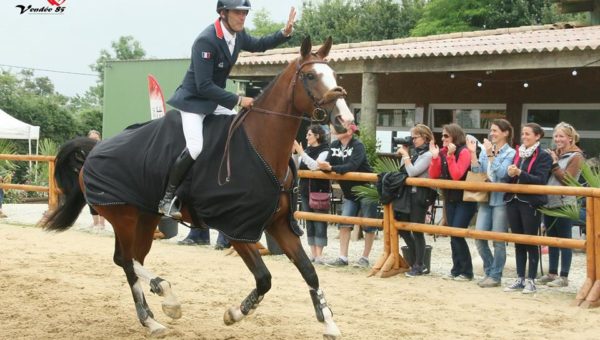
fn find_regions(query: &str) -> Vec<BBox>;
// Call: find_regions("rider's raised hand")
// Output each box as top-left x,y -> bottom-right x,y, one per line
283,7 -> 297,37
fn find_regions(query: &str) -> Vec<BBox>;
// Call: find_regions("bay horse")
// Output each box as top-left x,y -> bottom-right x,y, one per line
42,36 -> 352,339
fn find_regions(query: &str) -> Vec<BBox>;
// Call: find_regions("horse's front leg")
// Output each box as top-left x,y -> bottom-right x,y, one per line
267,218 -> 341,340
223,241 -> 271,325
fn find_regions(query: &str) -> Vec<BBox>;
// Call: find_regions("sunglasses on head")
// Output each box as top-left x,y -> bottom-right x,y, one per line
442,134 -> 450,138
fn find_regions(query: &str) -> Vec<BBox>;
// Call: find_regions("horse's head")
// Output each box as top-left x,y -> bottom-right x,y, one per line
291,36 -> 354,134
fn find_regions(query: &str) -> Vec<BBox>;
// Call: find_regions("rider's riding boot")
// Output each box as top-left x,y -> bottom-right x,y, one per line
158,148 -> 194,220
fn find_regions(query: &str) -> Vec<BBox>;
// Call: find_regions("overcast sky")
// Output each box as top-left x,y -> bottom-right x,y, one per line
0,0 -> 302,97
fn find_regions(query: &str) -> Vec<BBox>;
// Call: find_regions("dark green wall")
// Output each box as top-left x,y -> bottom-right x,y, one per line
103,59 -> 237,138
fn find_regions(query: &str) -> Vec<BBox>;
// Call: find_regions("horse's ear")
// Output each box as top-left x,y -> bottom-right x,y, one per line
316,36 -> 332,59
300,36 -> 312,59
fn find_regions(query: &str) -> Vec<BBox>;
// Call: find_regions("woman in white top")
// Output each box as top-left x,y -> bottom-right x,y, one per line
293,125 -> 330,265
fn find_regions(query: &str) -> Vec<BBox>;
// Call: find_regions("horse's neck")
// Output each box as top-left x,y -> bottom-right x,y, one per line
244,79 -> 300,181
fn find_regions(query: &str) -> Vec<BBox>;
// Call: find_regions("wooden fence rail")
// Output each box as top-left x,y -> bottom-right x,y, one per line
0,154 -> 58,210
295,169 -> 600,308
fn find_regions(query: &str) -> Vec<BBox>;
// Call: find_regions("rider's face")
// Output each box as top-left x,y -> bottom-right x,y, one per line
222,9 -> 248,33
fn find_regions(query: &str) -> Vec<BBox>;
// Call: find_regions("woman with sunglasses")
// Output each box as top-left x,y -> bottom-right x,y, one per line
538,122 -> 584,288
467,119 -> 516,288
504,122 -> 553,294
396,124 -> 435,277
429,123 -> 477,281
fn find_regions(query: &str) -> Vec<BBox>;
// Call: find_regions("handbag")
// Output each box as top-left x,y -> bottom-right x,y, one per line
308,179 -> 331,211
463,171 -> 490,203
416,186 -> 439,207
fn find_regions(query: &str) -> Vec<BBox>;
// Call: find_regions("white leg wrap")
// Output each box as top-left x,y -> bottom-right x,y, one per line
133,260 -> 155,285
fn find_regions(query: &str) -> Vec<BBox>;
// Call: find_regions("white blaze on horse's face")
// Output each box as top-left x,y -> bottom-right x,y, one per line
313,63 -> 354,124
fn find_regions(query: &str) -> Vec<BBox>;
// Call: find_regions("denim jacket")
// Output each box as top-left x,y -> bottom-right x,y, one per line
471,144 -> 515,207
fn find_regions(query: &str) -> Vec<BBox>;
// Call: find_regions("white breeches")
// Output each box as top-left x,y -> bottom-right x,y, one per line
180,106 -> 237,159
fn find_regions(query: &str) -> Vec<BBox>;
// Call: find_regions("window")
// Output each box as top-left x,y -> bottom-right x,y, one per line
430,104 -> 507,142
350,104 -> 420,152
523,104 -> 600,159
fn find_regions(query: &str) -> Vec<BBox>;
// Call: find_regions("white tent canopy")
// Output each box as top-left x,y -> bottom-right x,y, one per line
0,108 -> 40,155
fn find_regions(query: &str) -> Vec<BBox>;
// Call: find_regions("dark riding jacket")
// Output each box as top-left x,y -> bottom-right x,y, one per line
167,18 -> 290,114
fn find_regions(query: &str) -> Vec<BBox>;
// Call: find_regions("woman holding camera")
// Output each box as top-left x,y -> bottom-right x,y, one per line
467,119 -> 516,288
429,123 -> 477,281
504,122 -> 553,294
396,124 -> 435,277
293,125 -> 330,265
538,122 -> 584,288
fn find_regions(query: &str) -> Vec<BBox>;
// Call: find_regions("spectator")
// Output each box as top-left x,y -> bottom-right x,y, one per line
504,122 -> 553,294
293,125 -> 330,265
395,124 -> 434,277
429,123 -> 477,281
538,122 -> 585,288
215,231 -> 231,250
467,119 -> 516,288
178,226 -> 211,245
317,121 -> 378,268
87,130 -> 106,229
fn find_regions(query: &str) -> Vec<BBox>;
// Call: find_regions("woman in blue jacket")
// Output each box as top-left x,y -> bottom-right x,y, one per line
467,119 -> 515,288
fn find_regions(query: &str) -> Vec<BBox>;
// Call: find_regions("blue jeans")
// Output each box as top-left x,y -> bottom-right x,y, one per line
543,215 -> 573,277
300,194 -> 328,247
216,231 -> 230,247
445,201 -> 477,278
475,204 -> 508,281
340,197 -> 379,233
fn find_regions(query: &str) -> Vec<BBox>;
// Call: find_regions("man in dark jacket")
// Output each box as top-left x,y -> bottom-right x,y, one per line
317,122 -> 379,268
158,0 -> 296,218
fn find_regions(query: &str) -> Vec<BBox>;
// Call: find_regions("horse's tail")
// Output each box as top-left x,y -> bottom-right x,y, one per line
42,137 -> 97,232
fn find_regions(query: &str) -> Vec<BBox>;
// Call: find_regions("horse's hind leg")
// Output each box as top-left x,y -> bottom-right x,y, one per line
99,205 -> 168,336
267,218 -> 341,339
223,241 -> 271,326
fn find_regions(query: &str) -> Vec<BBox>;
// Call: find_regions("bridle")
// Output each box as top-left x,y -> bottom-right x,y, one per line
218,58 -> 347,185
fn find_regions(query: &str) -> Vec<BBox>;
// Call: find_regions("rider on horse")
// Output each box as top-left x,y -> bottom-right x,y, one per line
158,0 -> 297,219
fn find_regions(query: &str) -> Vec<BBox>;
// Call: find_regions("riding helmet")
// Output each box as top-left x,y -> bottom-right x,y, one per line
216,0 -> 251,13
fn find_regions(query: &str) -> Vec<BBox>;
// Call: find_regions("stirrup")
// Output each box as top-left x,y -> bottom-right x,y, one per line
159,197 -> 182,220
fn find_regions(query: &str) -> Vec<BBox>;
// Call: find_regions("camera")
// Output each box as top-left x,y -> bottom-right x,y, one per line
392,135 -> 413,148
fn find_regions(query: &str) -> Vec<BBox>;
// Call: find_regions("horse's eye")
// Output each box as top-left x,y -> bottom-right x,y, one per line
305,73 -> 315,80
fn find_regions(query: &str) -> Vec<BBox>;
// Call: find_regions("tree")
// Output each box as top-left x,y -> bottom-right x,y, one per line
247,8 -> 285,37
88,36 -> 146,103
293,0 -> 410,45
411,0 -> 586,37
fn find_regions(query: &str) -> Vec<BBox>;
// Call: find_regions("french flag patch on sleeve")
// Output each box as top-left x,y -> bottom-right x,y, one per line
201,52 -> 212,59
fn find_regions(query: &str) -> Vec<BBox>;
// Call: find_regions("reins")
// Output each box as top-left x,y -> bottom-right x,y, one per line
217,59 -> 346,185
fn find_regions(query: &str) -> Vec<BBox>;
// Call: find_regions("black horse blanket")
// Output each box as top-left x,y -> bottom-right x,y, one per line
83,110 -> 283,242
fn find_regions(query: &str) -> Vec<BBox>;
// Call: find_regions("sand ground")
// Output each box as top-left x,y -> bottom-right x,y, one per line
0,203 -> 598,339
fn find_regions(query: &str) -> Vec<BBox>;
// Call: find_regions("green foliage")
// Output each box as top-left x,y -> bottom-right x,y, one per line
358,126 -> 380,168
537,162 -> 600,222
290,0 -> 413,46
352,155 -> 404,204
0,140 -> 17,178
411,0 -> 587,37
247,8 -> 285,37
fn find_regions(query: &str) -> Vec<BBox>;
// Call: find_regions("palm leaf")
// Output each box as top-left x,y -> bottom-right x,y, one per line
538,204 -> 583,224
352,183 -> 380,204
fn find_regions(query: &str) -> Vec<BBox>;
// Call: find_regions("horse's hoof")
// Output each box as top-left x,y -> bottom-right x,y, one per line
162,303 -> 182,319
223,306 -> 243,326
149,327 -> 168,338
